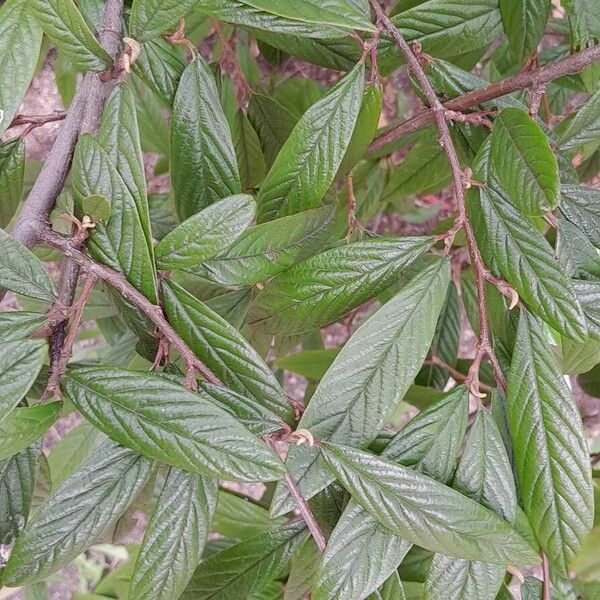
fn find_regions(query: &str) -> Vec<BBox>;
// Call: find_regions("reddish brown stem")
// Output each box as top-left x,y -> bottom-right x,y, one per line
542,552 -> 551,600
370,0 -> 506,396
8,111 -> 67,133
425,356 -> 494,395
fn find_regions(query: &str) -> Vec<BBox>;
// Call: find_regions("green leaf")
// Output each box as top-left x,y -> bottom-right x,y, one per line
199,205 -> 336,286
489,108 -> 560,215
247,236 -> 435,335
560,185 -> 600,248
71,134 -> 158,303
0,0 -> 43,136
313,386 -> 469,600
155,194 -> 255,270
2,440 -> 154,585
320,442 -> 538,567
558,89 -> 600,150
0,445 -> 38,562
129,0 -> 199,41
28,0 -> 112,71
0,228 -> 57,302
274,348 -> 340,381
129,468 -> 217,600
500,0 -> 551,61
80,194 -> 111,223
271,257 -> 450,516
181,520 -> 308,600
256,64 -> 364,222
171,56 -> 241,220
0,312 -> 46,344
366,573 -> 405,600
507,311 -> 594,574
0,138 -> 25,227
571,526 -> 600,581
46,422 -> 98,490
247,93 -> 298,168
573,280 -> 600,342
425,411 -> 516,600
231,111 -> 266,189
161,280 -> 292,424
62,366 -> 284,482
468,188 -> 587,341
0,404 -> 59,462
0,339 -> 47,422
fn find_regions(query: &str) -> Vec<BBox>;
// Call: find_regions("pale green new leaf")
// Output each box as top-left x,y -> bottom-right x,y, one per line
162,280 -> 292,424
0,339 -> 47,422
247,236 -> 435,335
129,468 -> 217,600
507,311 -> 594,574
468,188 -> 587,341
558,90 -> 600,150
0,0 -> 42,136
271,257 -> 450,516
0,138 -> 25,226
0,228 -> 57,302
500,0 -> 551,61
181,520 -> 308,600
256,63 -> 364,222
28,0 -> 112,71
320,443 -> 538,566
62,366 -> 284,482
129,0 -> 199,41
490,108 -> 559,215
171,56 -> 241,220
155,194 -> 255,269
2,440 -> 154,585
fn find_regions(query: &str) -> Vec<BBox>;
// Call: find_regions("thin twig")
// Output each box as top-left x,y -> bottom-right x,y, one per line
370,0 -> 506,396
369,44 -> 600,154
542,552 -> 551,600
424,356 -> 494,394
7,111 -> 67,133
41,275 -> 97,401
40,229 -> 221,387
345,173 -> 360,240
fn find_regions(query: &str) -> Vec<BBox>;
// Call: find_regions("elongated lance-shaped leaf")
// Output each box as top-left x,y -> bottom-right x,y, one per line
161,280 -> 293,424
506,311 -> 594,574
129,0 -> 199,41
468,187 -> 587,341
155,194 -> 255,270
573,279 -> 600,342
313,386 -> 469,600
2,440 -> 154,585
247,236 -> 435,335
171,55 -> 241,220
499,0 -> 551,61
560,184 -> 600,248
0,138 -> 25,226
271,257 -> 450,516
181,520 -> 308,600
320,443 -> 538,567
129,468 -> 218,600
62,366 -> 285,482
198,205 -> 336,286
0,228 -> 57,303
71,134 -> 158,303
0,339 -> 47,422
425,410 -> 516,600
256,63 -> 364,222
0,0 -> 42,136
558,89 -> 600,150
28,0 -> 112,71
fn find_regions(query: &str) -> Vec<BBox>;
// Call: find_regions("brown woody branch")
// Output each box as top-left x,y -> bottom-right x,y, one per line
370,0 -> 506,396
369,43 -> 600,154
7,111 -> 67,135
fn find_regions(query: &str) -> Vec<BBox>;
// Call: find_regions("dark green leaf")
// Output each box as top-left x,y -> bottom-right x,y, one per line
0,228 -> 57,302
247,236 -> 435,335
199,205 -> 336,286
320,442 -> 538,566
489,108 -> 560,215
0,138 -> 25,227
129,468 -> 217,600
560,185 -> 600,247
28,0 -> 112,71
0,0 -> 43,136
271,257 -> 450,516
500,0 -> 551,61
231,111 -> 266,189
129,0 -> 199,41
507,311 -> 594,574
162,280 -> 292,424
171,56 -> 241,220
573,280 -> 600,342
62,366 -> 284,482
256,64 -> 364,222
0,339 -> 47,421
274,349 -> 340,381
155,194 -> 255,270
181,520 -> 308,600
558,90 -> 600,150
2,440 -> 154,585
468,187 -> 587,341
